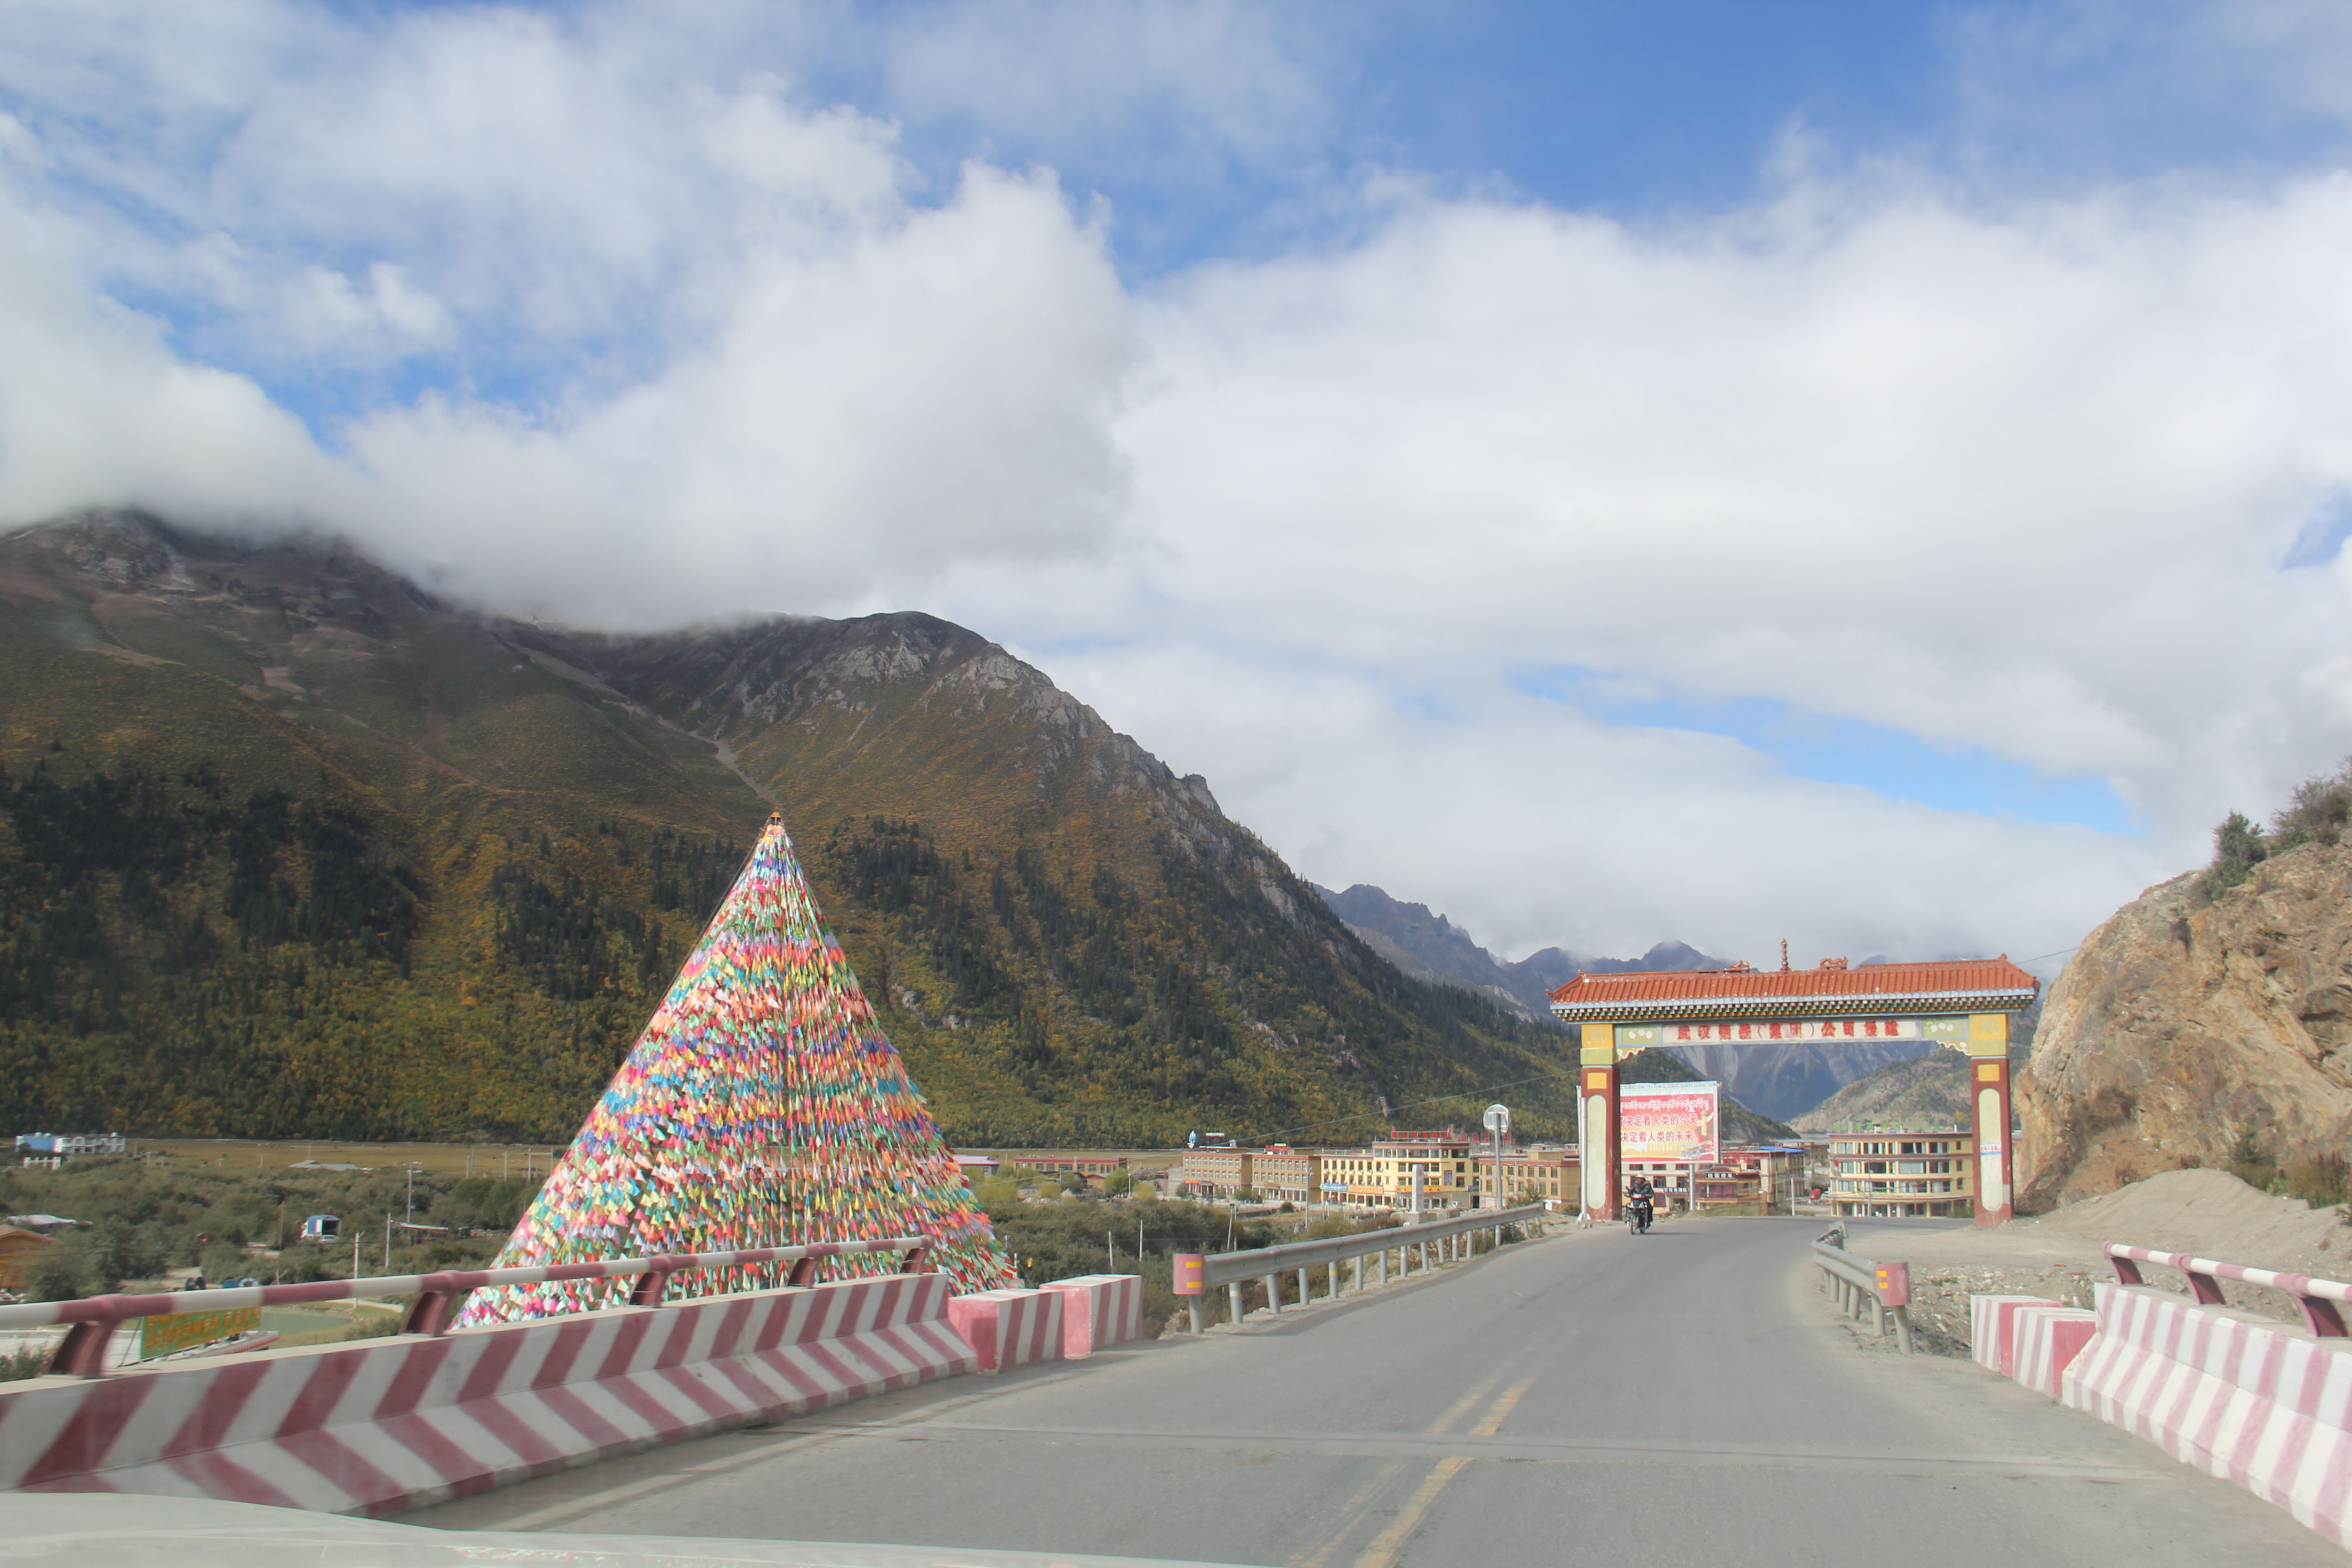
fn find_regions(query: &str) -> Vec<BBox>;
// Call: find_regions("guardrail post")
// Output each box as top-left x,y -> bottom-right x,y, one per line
1187,1298 -> 1204,1335
2297,1293 -> 2350,1338
51,1318 -> 117,1378
407,1275 -> 479,1332
1893,1305 -> 1914,1354
1228,1281 -> 1244,1325
1351,1255 -> 1363,1294
1264,1272 -> 1280,1314
1297,1265 -> 1309,1306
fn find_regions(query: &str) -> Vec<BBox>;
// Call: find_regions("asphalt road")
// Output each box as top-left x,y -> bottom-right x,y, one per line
411,1215 -> 2343,1567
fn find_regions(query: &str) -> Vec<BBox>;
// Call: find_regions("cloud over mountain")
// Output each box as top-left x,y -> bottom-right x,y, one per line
8,2 -> 2352,969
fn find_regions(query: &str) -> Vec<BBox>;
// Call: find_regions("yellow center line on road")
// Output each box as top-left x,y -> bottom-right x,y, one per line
1348,1376 -> 1535,1568
1291,1377 -> 1502,1568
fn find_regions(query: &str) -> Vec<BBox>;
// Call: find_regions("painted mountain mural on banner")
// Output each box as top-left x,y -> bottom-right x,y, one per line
458,813 -> 1017,1323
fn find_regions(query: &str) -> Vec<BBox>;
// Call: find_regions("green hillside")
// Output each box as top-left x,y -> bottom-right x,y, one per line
0,512 -> 1580,1147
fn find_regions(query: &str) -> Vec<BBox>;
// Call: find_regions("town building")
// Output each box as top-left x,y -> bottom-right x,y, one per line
13,1132 -> 127,1159
1494,1145 -> 1578,1210
1827,1126 -> 1977,1218
1016,1154 -> 1129,1183
1328,1130 -> 1475,1211
1250,1146 -> 1322,1205
1179,1147 -> 1251,1200
1615,1143 -> 1807,1212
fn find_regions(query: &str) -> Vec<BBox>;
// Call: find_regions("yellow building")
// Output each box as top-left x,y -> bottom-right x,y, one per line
1828,1127 -> 1976,1218
1318,1131 -> 1475,1210
1495,1146 -> 1578,1209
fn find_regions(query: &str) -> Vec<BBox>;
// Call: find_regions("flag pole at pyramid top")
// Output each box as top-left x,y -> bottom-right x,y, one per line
457,810 -> 1020,1323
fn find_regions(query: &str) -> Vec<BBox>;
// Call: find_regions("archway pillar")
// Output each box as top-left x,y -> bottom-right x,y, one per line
1969,1012 -> 2012,1225
1579,1024 -> 1621,1221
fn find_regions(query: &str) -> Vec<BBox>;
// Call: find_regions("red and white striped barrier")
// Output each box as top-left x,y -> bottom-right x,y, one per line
0,1271 -> 973,1516
0,1237 -> 932,1375
2010,1303 -> 2097,1400
2051,1245 -> 2352,1548
945,1289 -> 1063,1375
1040,1274 -> 1142,1359
1969,1294 -> 2057,1376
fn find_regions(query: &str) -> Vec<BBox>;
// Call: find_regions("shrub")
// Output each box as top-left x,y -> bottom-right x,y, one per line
2203,812 -> 2269,900
2273,762 -> 2352,850
0,1343 -> 53,1383
2227,1127 -> 2278,1193
2289,1152 -> 2351,1210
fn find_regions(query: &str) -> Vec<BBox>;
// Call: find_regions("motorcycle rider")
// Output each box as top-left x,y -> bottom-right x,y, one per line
1626,1172 -> 1656,1234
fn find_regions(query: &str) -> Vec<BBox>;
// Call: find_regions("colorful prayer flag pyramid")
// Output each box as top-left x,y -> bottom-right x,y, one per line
457,813 -> 1018,1323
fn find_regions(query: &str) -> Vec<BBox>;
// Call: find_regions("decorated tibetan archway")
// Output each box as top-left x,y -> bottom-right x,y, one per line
457,813 -> 1018,1323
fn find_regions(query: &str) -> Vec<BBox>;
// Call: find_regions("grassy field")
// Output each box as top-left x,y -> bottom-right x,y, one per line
125,1138 -> 569,1180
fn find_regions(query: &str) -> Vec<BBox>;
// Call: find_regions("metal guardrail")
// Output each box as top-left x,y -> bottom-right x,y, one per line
0,1236 -> 931,1377
1812,1222 -> 1914,1354
2108,1243 -> 2351,1338
1183,1205 -> 1549,1333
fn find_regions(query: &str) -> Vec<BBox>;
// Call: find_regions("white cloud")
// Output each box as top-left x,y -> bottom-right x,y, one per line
7,1 -> 2352,972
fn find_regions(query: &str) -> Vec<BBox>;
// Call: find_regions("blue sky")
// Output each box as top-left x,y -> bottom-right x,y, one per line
6,0 -> 2352,966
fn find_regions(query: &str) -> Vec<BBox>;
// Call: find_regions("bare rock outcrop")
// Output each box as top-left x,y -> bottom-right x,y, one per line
2018,840 -> 2352,1207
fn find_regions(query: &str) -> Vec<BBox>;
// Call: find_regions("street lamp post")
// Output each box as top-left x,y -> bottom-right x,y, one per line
1483,1104 -> 1510,1217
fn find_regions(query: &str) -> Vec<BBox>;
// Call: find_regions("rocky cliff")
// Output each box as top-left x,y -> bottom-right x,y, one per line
2018,840 -> 2352,1207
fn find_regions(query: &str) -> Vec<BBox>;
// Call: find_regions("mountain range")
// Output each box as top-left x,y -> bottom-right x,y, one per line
1310,882 -> 1941,1121
0,511 -> 1606,1147
1309,883 -> 1718,1024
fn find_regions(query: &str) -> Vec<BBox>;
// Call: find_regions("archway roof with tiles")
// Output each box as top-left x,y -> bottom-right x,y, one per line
1548,956 -> 2038,1022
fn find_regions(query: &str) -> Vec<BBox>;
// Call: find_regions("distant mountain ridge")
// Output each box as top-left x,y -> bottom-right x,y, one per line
1310,882 -> 1721,1024
1309,882 -> 1971,1122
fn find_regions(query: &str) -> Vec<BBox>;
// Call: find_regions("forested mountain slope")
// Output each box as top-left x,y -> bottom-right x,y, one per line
0,512 -> 1578,1146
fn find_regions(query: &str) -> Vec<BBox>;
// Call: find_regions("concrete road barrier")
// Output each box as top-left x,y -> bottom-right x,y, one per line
2009,1303 -> 2097,1399
946,1289 -> 1063,1375
0,1272 -> 973,1516
1039,1275 -> 1142,1358
1969,1294 -> 2057,1377
2065,1280 -> 2352,1548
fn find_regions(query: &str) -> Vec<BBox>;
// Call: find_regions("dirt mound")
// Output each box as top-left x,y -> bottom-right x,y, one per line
2025,1166 -> 2347,1276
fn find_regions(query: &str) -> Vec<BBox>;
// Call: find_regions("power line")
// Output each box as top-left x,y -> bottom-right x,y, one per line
1236,1067 -> 1581,1147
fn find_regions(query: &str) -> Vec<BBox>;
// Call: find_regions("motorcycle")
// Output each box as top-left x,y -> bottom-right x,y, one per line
1627,1194 -> 1654,1235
